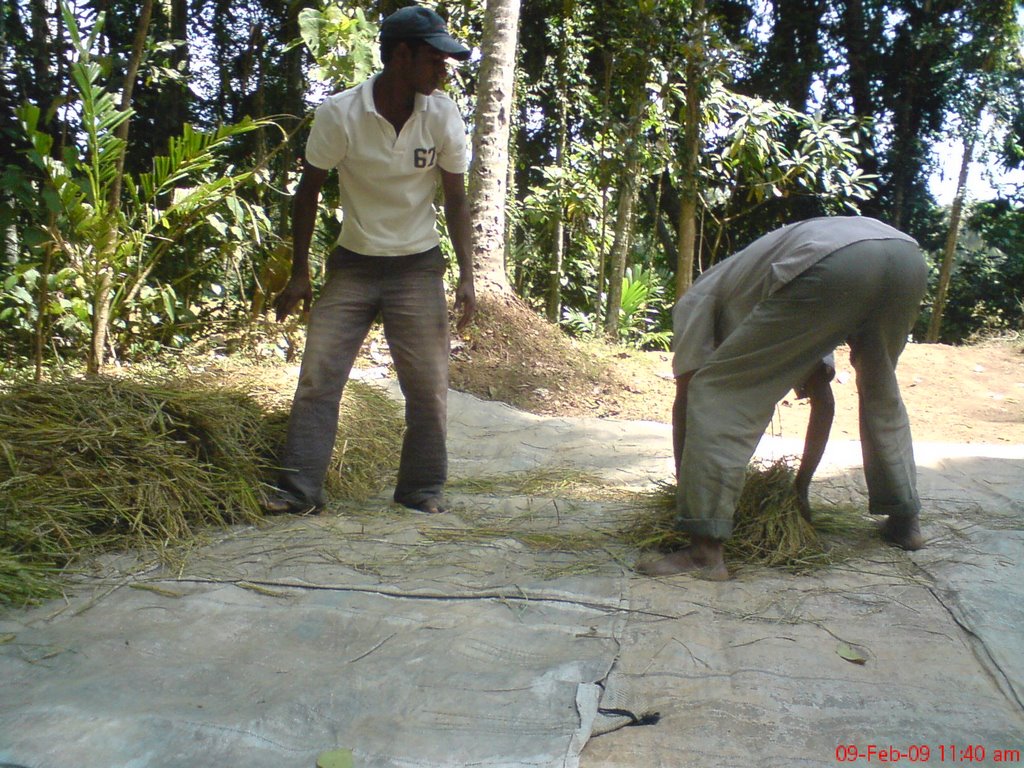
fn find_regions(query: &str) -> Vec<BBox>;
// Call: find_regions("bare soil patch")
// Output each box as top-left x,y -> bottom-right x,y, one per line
449,296 -> 1024,445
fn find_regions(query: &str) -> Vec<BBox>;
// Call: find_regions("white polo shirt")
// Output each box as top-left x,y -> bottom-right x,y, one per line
305,75 -> 469,257
672,216 -> 918,376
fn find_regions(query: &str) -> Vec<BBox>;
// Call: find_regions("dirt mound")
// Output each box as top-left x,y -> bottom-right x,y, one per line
449,293 -> 676,421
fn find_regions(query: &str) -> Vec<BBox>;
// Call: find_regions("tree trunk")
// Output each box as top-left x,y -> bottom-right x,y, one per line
28,0 -> 54,112
504,136 -> 518,285
213,0 -> 232,122
593,49 -> 614,321
278,0 -> 309,237
840,0 -> 879,185
160,0 -> 190,150
3,210 -> 17,266
544,4 -> 572,322
675,0 -> 704,299
468,0 -> 521,295
86,0 -> 154,374
108,0 -> 155,209
885,0 -> 954,230
28,0 -> 66,156
764,0 -> 823,111
926,5 -> 1016,342
33,238 -> 54,382
603,158 -> 638,338
642,181 -> 678,268
545,99 -> 568,322
88,269 -> 113,375
926,123 -> 977,343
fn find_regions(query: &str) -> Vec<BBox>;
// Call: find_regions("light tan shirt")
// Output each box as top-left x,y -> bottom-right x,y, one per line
672,216 -> 918,377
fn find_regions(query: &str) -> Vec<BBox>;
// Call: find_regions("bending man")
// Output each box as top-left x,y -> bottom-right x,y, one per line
639,216 -> 929,580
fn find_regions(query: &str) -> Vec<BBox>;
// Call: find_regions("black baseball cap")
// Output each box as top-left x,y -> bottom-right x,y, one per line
379,6 -> 471,61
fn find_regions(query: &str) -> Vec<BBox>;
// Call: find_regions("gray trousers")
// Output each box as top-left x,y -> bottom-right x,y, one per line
678,239 -> 929,539
277,247 -> 449,509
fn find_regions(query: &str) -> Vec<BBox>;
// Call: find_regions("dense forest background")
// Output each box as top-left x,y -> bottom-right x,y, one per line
2,0 -> 1022,376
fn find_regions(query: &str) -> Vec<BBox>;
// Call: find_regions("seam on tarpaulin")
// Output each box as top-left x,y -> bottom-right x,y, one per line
115,574 -> 681,620
926,583 -> 1024,714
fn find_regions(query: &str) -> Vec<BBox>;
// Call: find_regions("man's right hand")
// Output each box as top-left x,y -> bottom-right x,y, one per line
273,273 -> 313,322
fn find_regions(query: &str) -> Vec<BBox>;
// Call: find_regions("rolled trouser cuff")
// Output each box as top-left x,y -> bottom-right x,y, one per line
393,488 -> 444,508
275,470 -> 326,509
675,455 -> 745,541
675,515 -> 733,540
675,476 -> 734,539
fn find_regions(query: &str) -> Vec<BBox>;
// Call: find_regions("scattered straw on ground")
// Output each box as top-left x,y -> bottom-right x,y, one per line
437,460 -> 879,575
447,466 -> 626,500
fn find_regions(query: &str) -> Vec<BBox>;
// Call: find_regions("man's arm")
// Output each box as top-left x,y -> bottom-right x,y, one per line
672,370 -> 696,480
794,361 -> 835,520
273,162 -> 329,322
440,169 -> 476,333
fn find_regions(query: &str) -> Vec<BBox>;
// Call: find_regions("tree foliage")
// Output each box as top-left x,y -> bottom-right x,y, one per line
3,2 -> 271,373
916,199 -> 1024,343
2,0 -> 1021,370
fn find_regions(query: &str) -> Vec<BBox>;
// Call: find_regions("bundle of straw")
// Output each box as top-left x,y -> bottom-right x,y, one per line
622,458 -> 835,570
728,459 -> 822,567
0,376 -> 402,605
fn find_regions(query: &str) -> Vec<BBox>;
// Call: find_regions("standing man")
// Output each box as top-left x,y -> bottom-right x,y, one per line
639,216 -> 929,580
266,6 -> 476,515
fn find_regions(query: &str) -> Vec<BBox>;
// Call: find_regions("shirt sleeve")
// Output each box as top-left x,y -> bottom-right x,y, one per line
671,290 -> 719,377
436,99 -> 469,174
305,98 -> 348,171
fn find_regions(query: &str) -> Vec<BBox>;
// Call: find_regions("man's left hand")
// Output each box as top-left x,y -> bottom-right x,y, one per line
454,277 -> 476,333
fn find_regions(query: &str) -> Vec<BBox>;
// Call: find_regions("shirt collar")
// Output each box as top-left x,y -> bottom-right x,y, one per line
361,74 -> 430,114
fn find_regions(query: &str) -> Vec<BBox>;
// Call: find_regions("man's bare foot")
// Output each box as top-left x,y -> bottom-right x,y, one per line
402,497 -> 447,514
880,514 -> 924,551
261,495 -> 321,516
636,550 -> 730,580
635,537 -> 729,581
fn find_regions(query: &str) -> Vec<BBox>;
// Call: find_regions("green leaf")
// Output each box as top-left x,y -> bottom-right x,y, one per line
226,195 -> 244,222
836,642 -> 867,665
42,187 -> 63,215
161,286 -> 177,323
17,103 -> 41,134
21,268 -> 40,288
316,749 -> 354,768
9,286 -> 34,305
71,300 -> 91,322
206,214 -> 228,236
298,8 -> 327,56
54,267 -> 80,284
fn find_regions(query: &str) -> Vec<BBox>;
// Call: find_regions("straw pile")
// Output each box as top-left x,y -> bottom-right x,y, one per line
0,376 -> 402,605
622,457 -> 863,570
